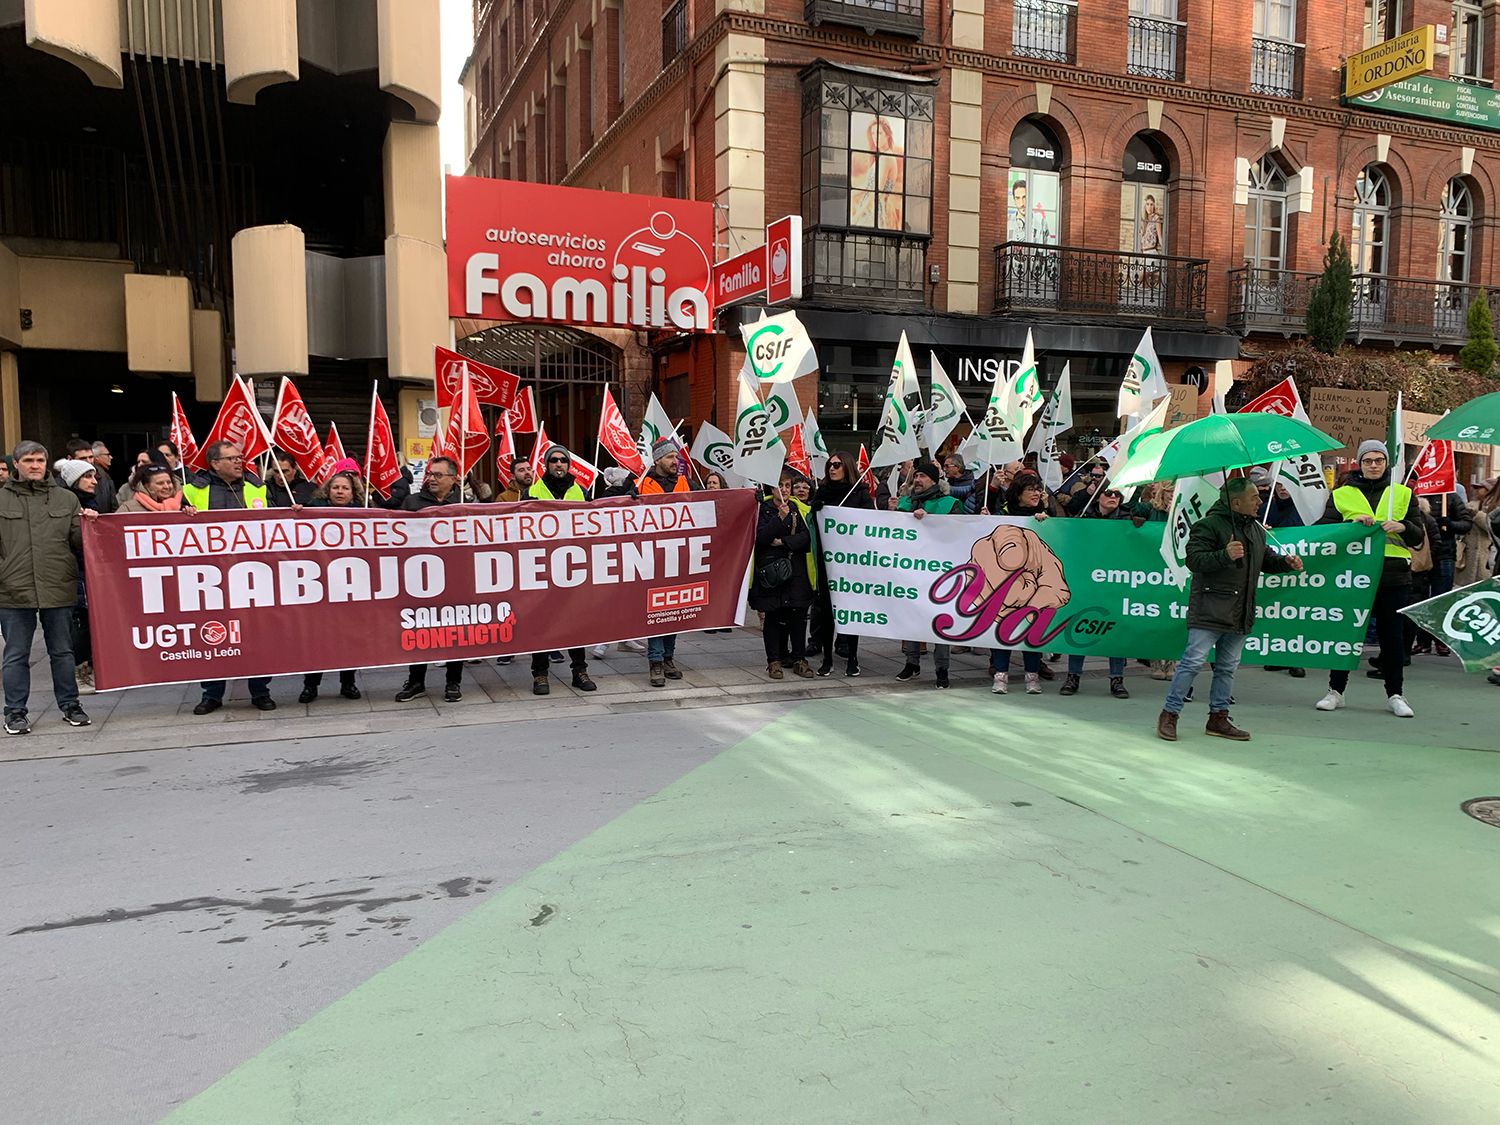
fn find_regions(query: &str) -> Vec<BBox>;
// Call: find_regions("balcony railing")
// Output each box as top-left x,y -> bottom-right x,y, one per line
1126,15 -> 1184,81
1250,37 -> 1303,98
805,229 -> 927,307
993,243 -> 1208,324
805,0 -> 923,39
661,0 -> 687,61
1012,0 -> 1076,64
1228,265 -> 1500,344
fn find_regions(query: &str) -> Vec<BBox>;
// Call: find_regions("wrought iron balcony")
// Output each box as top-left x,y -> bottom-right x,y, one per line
1126,15 -> 1184,81
805,229 -> 928,307
805,0 -> 923,40
1012,0 -> 1076,64
1228,265 -> 1500,344
1250,37 -> 1303,98
993,242 -> 1208,325
661,0 -> 688,61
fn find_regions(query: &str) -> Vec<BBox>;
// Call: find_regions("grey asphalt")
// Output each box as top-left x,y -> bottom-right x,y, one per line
0,703 -> 788,1123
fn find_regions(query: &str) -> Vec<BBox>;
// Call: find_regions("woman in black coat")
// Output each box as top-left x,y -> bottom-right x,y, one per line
750,483 -> 816,681
808,450 -> 869,677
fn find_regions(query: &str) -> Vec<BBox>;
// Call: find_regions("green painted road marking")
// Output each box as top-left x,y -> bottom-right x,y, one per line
174,668 -> 1500,1123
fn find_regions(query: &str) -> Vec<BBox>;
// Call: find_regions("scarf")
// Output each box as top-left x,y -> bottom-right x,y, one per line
910,482 -> 943,506
132,490 -> 183,512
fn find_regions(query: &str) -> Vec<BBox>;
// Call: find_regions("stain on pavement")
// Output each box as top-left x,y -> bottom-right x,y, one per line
233,755 -> 385,794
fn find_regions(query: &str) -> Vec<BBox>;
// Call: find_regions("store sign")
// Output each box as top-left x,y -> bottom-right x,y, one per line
1343,25 -> 1434,99
446,175 -> 714,331
1353,71 -> 1500,132
711,215 -> 802,308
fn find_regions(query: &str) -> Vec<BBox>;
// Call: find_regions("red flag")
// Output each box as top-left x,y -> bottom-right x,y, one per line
496,386 -> 537,434
434,345 -> 519,409
324,423 -> 348,464
857,444 -> 876,502
1412,439 -> 1456,495
528,422 -> 551,476
203,377 -> 270,461
435,369 -> 490,474
1237,378 -> 1299,418
597,388 -> 645,473
569,453 -> 599,491
784,423 -> 812,480
169,392 -> 206,472
494,415 -> 516,487
271,378 -> 327,481
364,388 -> 403,498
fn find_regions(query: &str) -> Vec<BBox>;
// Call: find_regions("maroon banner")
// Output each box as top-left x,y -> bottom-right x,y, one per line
84,493 -> 757,690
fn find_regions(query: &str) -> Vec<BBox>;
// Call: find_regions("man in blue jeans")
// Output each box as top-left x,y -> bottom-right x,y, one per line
1157,476 -> 1303,742
0,440 -> 94,734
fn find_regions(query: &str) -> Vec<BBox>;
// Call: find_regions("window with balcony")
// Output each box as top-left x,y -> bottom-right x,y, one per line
800,67 -> 934,303
804,0 -> 924,41
1127,0 -> 1184,80
1251,0 -> 1302,97
1436,177 -> 1475,334
1452,2 -> 1485,84
1012,0 -> 1076,63
1364,0 -> 1402,47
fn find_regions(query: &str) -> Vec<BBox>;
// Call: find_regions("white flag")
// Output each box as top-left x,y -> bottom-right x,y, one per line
1161,475 -> 1224,587
763,381 -> 802,432
1027,361 -> 1073,457
961,349 -> 1024,470
637,393 -> 681,464
739,309 -> 819,385
924,352 -> 969,455
690,421 -> 747,486
1237,377 -> 1329,527
802,407 -> 829,478
870,332 -> 923,468
732,367 -> 787,485
1118,326 -> 1170,420
1102,393 -> 1171,483
1011,329 -> 1046,438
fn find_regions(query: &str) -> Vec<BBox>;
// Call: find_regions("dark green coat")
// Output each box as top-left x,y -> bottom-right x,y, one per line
0,478 -> 83,610
1184,497 -> 1294,633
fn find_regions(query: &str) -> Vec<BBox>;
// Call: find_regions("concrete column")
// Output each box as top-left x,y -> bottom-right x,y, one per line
25,0 -> 122,88
0,351 -> 19,455
378,0 -> 441,124
231,225 -> 309,376
713,32 -> 766,253
222,0 -> 299,104
947,69 -> 983,314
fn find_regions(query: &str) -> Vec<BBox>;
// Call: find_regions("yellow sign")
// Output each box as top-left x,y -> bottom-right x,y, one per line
1344,25 -> 1435,99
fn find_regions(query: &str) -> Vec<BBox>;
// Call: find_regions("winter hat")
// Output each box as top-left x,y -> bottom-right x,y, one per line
332,457 -> 360,476
1356,439 -> 1388,461
1250,466 -> 1272,486
602,466 -> 631,488
543,443 -> 571,464
57,459 -> 96,489
1058,453 -> 1075,472
911,459 -> 942,484
651,437 -> 677,462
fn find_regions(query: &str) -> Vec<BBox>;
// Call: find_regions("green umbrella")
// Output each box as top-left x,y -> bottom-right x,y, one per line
1109,412 -> 1341,489
1425,392 -> 1500,444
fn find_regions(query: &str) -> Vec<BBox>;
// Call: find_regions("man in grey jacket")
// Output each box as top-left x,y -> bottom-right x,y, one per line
0,441 -> 93,734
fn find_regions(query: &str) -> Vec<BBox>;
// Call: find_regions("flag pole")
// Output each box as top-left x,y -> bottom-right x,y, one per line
458,366 -> 469,497
363,381 -> 378,508
592,385 -> 607,479
673,415 -> 707,486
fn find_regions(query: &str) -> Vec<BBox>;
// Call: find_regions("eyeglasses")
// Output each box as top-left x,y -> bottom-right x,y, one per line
427,470 -> 454,479
214,455 -> 244,464
1360,456 -> 1387,465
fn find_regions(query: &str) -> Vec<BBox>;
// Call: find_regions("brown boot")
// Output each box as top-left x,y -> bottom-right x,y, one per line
1156,710 -> 1178,741
767,662 -> 783,681
791,659 -> 815,679
1206,711 -> 1251,741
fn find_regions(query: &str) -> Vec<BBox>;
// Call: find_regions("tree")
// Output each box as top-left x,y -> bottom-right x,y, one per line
1460,288 -> 1498,374
1305,232 -> 1353,354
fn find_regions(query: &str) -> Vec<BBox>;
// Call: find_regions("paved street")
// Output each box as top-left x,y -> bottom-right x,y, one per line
3,632 -> 1499,1123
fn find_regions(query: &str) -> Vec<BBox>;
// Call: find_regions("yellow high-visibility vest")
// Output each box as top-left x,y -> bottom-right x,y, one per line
1333,483 -> 1413,559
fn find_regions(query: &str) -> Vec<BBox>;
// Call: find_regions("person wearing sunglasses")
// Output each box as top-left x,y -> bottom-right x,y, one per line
808,451 -> 868,677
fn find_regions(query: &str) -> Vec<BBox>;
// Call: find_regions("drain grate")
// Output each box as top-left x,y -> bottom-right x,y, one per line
1460,797 -> 1500,828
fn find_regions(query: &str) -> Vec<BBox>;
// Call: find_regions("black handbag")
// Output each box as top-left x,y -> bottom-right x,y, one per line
756,556 -> 794,589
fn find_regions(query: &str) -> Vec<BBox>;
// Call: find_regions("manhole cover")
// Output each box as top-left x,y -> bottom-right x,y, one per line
1460,797 -> 1500,828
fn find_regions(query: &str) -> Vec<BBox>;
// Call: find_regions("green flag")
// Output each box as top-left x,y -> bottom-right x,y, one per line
1400,577 -> 1500,673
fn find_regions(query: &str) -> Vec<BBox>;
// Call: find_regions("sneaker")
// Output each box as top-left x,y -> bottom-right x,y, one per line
935,669 -> 950,689
444,684 -> 462,703
1435,643 -> 1453,658
620,640 -> 647,654
1025,673 -> 1042,694
991,672 -> 1008,695
845,661 -> 860,678
1059,673 -> 1080,696
61,704 -> 91,727
591,644 -> 608,658
896,663 -> 920,682
662,659 -> 683,680
394,682 -> 426,703
548,651 -> 565,664
532,675 -> 549,696
1315,689 -> 1345,711
765,662 -> 782,682
75,662 -> 96,695
816,661 -> 833,678
1109,677 -> 1130,699
298,686 -> 317,704
1387,694 -> 1414,718
571,671 -> 597,692
4,711 -> 29,735
496,656 -> 513,666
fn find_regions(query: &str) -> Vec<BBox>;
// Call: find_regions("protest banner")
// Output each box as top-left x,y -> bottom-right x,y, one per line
1400,578 -> 1500,673
84,493 -> 758,690
816,509 -> 1384,669
1308,387 -> 1389,463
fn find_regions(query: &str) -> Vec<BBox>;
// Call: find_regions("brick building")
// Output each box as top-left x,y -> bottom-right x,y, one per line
463,0 -> 1500,456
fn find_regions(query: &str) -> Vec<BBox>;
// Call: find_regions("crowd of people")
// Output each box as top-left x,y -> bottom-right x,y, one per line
1,428 -> 1494,738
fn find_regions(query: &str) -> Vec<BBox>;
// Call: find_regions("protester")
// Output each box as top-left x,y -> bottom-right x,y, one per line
1157,477 -> 1304,742
1062,483 -> 1131,698
395,457 -> 466,702
55,460 -> 99,695
809,451 -> 868,677
299,469 -> 367,703
989,474 -> 1052,695
63,438 -> 95,467
155,439 -> 182,472
90,442 -> 118,513
0,441 -> 91,732
0,456 -> 11,484
978,460 -> 1024,515
595,466 -> 637,500
875,460 -> 913,512
380,464 -> 414,510
942,454 -> 979,513
117,463 -> 185,514
498,457 -> 535,502
267,450 -> 316,507
896,460 -> 962,686
1315,439 -> 1424,718
1403,497 -> 1442,657
1064,461 -> 1108,515
752,482 -> 816,680
702,470 -> 732,490
521,446 -> 596,693
1455,481 -> 1495,588
639,438 -> 691,686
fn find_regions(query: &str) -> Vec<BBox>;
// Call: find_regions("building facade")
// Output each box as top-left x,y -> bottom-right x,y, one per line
0,0 -> 445,462
465,0 -> 1500,455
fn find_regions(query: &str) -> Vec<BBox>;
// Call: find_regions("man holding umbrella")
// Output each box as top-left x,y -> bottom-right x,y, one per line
1157,477 -> 1304,742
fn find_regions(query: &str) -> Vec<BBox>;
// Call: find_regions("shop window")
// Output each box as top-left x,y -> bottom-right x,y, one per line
1006,118 -> 1063,246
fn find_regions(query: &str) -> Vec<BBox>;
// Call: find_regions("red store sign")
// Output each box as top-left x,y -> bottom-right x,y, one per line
446,176 -> 716,331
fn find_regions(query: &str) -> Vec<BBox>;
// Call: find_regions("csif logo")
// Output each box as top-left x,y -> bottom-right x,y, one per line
746,323 -> 794,379
738,408 -> 775,454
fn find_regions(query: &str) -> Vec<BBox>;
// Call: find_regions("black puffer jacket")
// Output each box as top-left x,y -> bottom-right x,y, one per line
749,496 -> 814,612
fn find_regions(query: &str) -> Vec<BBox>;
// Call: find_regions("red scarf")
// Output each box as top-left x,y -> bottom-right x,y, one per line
132,490 -> 183,512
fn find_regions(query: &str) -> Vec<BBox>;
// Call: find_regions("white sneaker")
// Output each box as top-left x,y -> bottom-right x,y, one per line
619,640 -> 646,653
1387,694 -> 1415,718
991,672 -> 1008,695
1315,689 -> 1344,711
591,644 -> 608,658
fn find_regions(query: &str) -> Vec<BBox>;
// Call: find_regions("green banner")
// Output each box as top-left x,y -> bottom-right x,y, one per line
818,511 -> 1385,669
1349,75 -> 1500,132
1400,578 -> 1500,672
